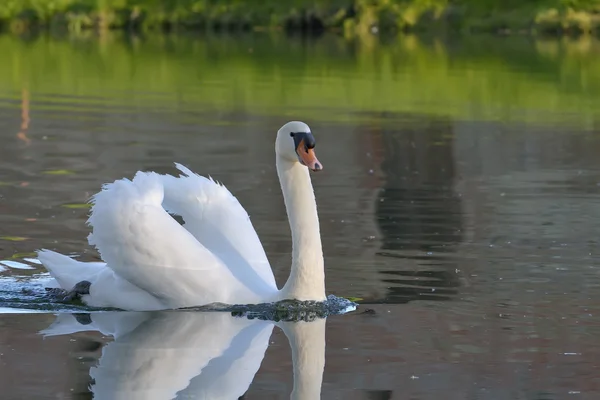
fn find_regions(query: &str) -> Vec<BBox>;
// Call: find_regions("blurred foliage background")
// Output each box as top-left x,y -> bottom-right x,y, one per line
2,0 -> 600,36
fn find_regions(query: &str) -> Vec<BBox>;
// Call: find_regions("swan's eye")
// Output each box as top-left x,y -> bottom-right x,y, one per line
304,134 -> 316,149
290,132 -> 295,137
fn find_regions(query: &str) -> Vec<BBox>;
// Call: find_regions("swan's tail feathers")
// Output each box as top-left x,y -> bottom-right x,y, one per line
36,249 -> 104,290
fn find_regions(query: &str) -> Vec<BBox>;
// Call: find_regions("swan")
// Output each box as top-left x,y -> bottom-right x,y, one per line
37,121 -> 326,310
40,311 -> 326,399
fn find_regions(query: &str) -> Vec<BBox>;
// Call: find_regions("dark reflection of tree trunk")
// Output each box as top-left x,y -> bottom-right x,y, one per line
373,113 -> 463,304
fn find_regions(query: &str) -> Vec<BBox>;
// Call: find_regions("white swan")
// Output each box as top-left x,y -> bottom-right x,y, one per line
37,121 -> 326,310
40,311 -> 326,399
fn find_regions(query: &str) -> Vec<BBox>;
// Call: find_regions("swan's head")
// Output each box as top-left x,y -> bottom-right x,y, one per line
276,121 -> 322,172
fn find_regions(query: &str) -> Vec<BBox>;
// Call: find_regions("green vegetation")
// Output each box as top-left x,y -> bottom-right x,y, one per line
1,33 -> 599,127
2,0 -> 600,36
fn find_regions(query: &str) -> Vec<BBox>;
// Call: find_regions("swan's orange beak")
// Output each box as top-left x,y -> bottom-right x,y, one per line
296,139 -> 323,172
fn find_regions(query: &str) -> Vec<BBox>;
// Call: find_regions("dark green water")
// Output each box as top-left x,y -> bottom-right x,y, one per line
1,32 -> 600,399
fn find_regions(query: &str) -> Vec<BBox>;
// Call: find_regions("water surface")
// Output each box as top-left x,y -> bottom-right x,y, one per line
1,32 -> 600,398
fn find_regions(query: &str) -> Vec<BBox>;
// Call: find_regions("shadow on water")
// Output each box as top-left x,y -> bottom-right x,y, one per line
370,114 -> 463,304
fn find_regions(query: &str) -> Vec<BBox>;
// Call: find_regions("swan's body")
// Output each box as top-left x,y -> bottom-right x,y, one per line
37,121 -> 326,310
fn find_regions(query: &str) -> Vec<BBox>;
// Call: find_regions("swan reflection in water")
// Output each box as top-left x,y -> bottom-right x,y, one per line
41,311 -> 325,400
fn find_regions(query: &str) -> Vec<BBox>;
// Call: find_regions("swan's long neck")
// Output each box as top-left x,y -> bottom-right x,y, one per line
279,319 -> 326,400
276,157 -> 326,301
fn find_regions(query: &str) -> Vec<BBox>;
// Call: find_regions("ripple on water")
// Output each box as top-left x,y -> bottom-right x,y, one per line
0,258 -> 99,312
183,295 -> 358,322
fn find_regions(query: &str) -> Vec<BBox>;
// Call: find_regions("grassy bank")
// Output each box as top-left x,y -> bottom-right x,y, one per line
1,33 -> 600,127
2,0 -> 600,36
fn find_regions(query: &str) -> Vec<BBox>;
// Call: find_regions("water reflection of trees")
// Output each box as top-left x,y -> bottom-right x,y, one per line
373,114 -> 463,304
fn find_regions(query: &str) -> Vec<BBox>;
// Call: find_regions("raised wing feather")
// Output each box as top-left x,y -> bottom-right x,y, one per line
87,171 -> 266,308
157,163 -> 277,293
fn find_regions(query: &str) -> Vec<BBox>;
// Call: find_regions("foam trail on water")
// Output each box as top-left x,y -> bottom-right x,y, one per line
0,260 -> 35,270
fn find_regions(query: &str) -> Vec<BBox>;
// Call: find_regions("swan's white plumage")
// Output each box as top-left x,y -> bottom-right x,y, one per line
37,121 -> 326,310
39,164 -> 278,310
159,163 -> 277,293
85,167 -> 275,308
37,250 -> 104,290
38,250 -> 167,310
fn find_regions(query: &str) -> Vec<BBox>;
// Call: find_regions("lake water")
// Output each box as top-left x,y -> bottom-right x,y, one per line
1,32 -> 600,398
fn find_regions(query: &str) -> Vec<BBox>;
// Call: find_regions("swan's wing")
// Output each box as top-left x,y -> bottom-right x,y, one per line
157,163 -> 277,292
87,172 -> 261,308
